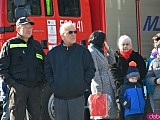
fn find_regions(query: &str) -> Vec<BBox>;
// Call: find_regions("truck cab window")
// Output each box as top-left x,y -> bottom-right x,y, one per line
7,0 -> 41,23
58,0 -> 80,17
45,0 -> 54,16
25,0 -> 41,16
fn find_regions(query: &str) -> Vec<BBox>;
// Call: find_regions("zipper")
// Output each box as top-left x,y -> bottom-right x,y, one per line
135,85 -> 142,112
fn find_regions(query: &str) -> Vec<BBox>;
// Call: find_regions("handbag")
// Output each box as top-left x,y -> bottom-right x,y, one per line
88,93 -> 111,119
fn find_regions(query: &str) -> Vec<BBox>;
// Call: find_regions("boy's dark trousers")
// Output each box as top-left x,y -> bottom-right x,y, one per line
125,113 -> 143,120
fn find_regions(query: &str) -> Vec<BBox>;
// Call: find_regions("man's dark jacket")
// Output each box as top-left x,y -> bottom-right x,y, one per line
44,42 -> 95,100
0,35 -> 45,87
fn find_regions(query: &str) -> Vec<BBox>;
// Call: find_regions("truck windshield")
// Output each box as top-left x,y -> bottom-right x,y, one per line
58,0 -> 80,17
8,0 -> 41,23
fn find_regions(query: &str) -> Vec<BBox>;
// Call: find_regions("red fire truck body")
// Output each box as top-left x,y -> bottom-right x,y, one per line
0,0 -> 106,53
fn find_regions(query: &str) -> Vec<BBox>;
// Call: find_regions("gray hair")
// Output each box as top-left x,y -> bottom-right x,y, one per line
118,35 -> 132,48
59,22 -> 75,35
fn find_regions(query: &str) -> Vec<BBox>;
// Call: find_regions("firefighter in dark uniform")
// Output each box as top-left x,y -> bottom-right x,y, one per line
0,17 -> 45,120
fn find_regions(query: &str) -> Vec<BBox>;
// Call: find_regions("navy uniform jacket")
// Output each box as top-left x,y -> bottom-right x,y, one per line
0,34 -> 45,87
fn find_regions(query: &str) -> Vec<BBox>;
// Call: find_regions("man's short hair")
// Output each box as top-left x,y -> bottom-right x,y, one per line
59,22 -> 75,35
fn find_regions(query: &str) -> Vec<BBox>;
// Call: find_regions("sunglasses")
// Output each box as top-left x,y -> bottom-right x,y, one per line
65,31 -> 77,34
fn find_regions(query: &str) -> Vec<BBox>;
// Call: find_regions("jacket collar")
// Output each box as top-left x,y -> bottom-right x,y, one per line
89,44 -> 108,64
60,40 -> 77,51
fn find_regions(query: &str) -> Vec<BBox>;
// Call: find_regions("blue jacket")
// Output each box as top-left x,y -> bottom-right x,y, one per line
119,77 -> 145,116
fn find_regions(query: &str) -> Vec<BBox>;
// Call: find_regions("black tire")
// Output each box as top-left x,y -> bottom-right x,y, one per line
41,84 -> 55,120
0,101 -> 3,118
41,86 -> 91,120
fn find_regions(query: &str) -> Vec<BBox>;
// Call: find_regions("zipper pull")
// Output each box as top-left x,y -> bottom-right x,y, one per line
22,50 -> 25,54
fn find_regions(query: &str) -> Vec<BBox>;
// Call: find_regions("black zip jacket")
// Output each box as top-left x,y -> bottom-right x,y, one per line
44,42 -> 95,100
0,34 -> 45,87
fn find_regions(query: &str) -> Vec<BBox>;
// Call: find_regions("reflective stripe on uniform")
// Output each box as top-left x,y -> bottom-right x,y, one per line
10,44 -> 27,48
36,53 -> 43,60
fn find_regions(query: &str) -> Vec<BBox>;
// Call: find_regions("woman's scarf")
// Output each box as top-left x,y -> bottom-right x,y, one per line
92,44 -> 104,55
119,49 -> 132,59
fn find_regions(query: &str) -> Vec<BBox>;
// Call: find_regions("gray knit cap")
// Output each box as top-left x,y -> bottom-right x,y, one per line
126,61 -> 140,79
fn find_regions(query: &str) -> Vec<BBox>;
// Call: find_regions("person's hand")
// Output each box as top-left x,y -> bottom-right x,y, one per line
156,78 -> 160,84
96,92 -> 102,98
123,101 -> 130,109
104,41 -> 109,50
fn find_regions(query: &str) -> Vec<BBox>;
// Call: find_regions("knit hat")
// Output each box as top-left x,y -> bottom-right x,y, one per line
126,61 -> 140,79
88,30 -> 106,48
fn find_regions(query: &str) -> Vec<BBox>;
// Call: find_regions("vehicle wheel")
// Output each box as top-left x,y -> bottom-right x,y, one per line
0,101 -> 3,118
41,84 -> 55,120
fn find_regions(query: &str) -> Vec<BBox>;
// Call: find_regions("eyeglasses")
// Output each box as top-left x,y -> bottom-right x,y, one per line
65,31 -> 77,34
20,27 -> 33,30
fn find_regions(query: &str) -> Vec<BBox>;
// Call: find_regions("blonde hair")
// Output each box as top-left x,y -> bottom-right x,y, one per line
152,33 -> 160,41
59,22 -> 75,35
118,35 -> 132,49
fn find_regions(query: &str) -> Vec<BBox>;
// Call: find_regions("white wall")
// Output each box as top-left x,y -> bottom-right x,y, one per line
105,0 -> 160,59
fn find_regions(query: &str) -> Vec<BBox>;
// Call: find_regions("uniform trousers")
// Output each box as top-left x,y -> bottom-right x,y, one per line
9,83 -> 42,120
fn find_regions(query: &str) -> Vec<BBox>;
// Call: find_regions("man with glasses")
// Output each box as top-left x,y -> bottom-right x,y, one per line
0,17 -> 45,120
44,22 -> 95,120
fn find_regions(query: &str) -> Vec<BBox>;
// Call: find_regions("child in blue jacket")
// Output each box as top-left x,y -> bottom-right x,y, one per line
119,61 -> 145,120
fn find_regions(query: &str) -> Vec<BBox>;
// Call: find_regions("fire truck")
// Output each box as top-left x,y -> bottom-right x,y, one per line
0,0 -> 160,119
0,0 -> 106,119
